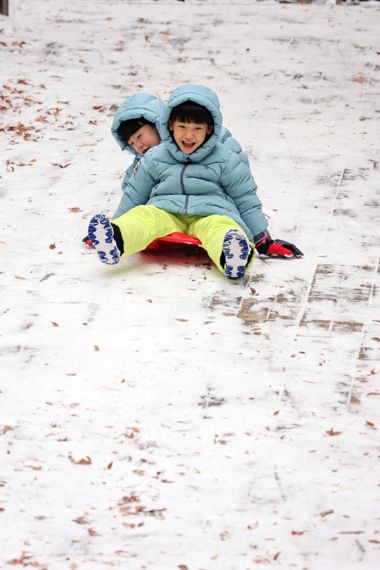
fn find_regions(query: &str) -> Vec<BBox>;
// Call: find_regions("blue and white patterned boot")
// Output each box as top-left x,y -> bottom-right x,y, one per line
222,229 -> 250,280
88,213 -> 120,265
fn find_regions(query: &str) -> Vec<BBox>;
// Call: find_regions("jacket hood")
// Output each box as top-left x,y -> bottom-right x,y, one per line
111,93 -> 167,155
163,84 -> 223,162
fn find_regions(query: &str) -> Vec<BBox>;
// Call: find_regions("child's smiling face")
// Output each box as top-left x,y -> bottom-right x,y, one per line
168,120 -> 213,154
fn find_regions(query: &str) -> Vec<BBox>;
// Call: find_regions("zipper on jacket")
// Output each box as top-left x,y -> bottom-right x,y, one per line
180,160 -> 190,213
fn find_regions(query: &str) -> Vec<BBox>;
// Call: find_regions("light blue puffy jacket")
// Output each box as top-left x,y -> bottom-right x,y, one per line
111,92 -> 167,201
112,91 -> 250,219
112,85 -> 268,241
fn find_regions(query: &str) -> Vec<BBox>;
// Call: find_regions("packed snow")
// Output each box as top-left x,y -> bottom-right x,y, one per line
1,1 -> 379,569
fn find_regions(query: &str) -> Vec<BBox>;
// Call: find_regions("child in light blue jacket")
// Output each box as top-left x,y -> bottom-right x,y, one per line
110,92 -> 166,219
83,92 -> 164,246
110,92 -> 252,220
84,90 -> 251,245
88,85 -> 302,279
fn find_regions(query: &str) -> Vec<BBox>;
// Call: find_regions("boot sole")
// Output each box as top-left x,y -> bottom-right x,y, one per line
223,229 -> 250,280
88,214 -> 120,265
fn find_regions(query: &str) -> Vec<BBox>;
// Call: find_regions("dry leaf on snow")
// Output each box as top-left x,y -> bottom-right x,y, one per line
326,428 -> 342,437
68,454 -> 92,465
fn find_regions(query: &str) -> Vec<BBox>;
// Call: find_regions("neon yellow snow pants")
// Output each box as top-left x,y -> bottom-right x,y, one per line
112,205 -> 255,275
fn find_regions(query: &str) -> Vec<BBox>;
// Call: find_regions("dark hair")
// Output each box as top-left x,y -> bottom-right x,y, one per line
169,101 -> 214,127
117,117 -> 153,143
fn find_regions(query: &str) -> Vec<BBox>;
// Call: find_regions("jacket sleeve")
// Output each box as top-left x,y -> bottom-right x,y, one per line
222,153 -> 268,240
112,155 -> 157,219
112,157 -> 140,218
120,157 -> 140,192
220,127 -> 250,168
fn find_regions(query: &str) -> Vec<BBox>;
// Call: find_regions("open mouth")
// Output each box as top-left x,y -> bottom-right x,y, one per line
181,141 -> 196,151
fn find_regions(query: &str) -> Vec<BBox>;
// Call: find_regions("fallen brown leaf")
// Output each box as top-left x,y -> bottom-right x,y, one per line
320,509 -> 334,517
88,527 -> 100,536
51,162 -> 70,168
68,454 -> 92,465
326,428 -> 342,437
0,425 -> 15,435
7,159 -> 36,171
253,556 -> 271,564
7,553 -> 38,566
73,515 -> 88,524
47,107 -> 63,117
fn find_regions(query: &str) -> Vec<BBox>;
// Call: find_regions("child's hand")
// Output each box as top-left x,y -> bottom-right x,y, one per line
256,235 -> 303,258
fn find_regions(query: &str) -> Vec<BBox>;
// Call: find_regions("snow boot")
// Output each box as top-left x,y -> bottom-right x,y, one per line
82,235 -> 95,248
87,213 -> 120,265
222,229 -> 250,280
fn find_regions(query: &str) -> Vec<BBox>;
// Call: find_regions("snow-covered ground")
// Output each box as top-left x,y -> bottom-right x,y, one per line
1,1 -> 379,568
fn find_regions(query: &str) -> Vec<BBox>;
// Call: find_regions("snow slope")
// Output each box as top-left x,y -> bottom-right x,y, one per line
1,1 -> 379,568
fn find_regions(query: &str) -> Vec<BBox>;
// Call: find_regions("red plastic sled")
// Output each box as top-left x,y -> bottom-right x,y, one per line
84,232 -> 203,252
146,232 -> 203,251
